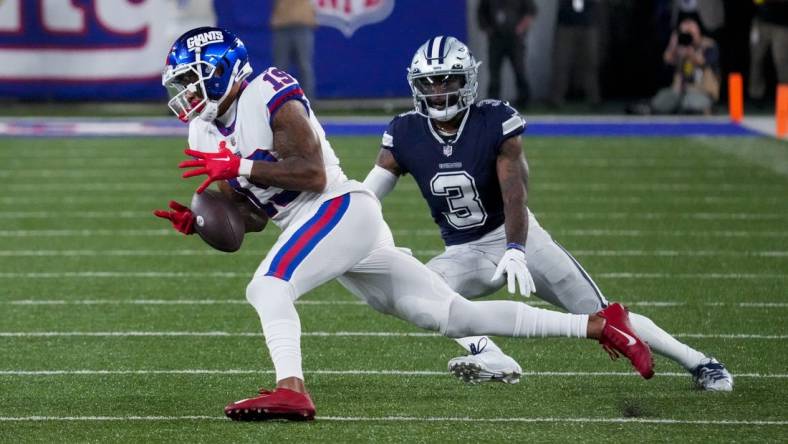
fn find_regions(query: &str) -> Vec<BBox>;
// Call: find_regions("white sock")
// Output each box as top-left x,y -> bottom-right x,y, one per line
262,319 -> 304,381
247,277 -> 304,382
513,303 -> 588,338
629,312 -> 706,370
445,298 -> 588,339
454,336 -> 503,354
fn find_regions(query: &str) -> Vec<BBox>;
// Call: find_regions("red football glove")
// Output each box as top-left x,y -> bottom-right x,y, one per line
179,141 -> 241,193
153,200 -> 195,234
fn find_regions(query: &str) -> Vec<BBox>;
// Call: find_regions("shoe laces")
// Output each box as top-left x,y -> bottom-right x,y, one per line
469,337 -> 488,355
694,362 -> 728,383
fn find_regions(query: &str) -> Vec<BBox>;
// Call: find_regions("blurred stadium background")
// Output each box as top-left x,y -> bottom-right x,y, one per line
0,1 -> 786,442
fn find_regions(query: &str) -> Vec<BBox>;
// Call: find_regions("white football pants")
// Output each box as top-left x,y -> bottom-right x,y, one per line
245,191 -> 589,382
427,210 -> 706,370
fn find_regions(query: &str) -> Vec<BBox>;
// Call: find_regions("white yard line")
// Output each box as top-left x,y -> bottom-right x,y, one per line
0,229 -> 174,237
0,271 -> 784,279
0,210 -> 785,221
1,228 -> 787,238
5,299 -> 364,306
5,182 -> 787,193
0,331 -> 782,339
4,299 -> 786,308
1,249 -> 787,258
551,229 -> 788,238
0,415 -> 784,425
0,369 -> 784,378
0,195 -> 782,206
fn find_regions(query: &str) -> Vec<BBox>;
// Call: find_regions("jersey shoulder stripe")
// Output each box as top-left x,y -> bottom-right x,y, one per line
502,114 -> 526,135
267,83 -> 306,120
381,131 -> 394,148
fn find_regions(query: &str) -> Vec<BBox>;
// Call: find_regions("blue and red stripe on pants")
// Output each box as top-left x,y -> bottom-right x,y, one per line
265,194 -> 351,281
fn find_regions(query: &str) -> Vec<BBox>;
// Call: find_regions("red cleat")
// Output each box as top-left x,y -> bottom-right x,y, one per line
597,303 -> 655,379
224,387 -> 316,421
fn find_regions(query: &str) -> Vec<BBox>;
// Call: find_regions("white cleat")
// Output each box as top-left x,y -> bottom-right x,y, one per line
691,357 -> 734,392
448,350 -> 522,384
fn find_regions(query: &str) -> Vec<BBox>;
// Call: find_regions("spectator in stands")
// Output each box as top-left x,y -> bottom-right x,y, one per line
748,0 -> 788,102
477,0 -> 537,107
650,17 -> 720,114
270,0 -> 316,98
549,0 -> 602,109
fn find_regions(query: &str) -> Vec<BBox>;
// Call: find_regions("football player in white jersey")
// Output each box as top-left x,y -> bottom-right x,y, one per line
154,27 -> 656,422
363,36 -> 733,391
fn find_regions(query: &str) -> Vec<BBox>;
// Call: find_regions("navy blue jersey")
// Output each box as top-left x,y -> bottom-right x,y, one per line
383,100 -> 525,245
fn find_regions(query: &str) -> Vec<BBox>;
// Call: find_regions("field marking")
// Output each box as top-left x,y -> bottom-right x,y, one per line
5,228 -> 787,238
0,229 -> 174,237
4,180 -> 783,191
0,331 -> 783,339
1,210 -> 785,221
4,299 -> 787,308
6,182 -> 788,193
5,299 -> 363,306
552,229 -> 788,238
0,271 -> 784,280
1,195 -> 782,206
0,166 -> 762,179
395,212 -> 787,221
0,415 -> 784,426
2,248 -> 787,258
0,369 -> 784,378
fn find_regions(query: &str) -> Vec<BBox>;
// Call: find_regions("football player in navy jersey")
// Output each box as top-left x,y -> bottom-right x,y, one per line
364,36 -> 733,391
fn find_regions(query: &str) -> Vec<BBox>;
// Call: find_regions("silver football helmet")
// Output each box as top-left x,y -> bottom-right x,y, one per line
407,36 -> 481,121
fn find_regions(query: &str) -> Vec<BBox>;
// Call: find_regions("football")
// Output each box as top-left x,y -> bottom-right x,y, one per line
190,189 -> 245,252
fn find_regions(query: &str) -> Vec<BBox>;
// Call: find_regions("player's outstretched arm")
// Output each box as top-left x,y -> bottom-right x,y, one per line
491,135 -> 535,297
218,181 -> 268,233
246,101 -> 326,192
497,135 -> 529,246
363,148 -> 402,200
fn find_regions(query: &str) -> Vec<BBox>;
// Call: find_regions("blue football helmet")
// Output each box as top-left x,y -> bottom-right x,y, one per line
407,36 -> 481,121
162,27 -> 253,122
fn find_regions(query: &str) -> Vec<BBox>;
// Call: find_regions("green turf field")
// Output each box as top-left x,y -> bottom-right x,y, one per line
0,135 -> 786,443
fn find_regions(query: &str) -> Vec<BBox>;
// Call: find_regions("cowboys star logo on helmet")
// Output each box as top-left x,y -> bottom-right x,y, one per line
162,27 -> 253,123
407,36 -> 481,122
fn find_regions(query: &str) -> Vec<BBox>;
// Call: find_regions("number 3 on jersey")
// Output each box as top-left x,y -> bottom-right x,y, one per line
430,172 -> 488,229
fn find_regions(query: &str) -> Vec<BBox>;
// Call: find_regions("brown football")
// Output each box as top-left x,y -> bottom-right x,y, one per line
190,189 -> 245,252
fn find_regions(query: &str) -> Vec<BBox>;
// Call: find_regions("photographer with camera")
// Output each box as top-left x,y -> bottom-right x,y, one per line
650,17 -> 720,114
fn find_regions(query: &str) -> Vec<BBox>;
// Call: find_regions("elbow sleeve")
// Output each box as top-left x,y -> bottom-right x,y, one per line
363,165 -> 399,200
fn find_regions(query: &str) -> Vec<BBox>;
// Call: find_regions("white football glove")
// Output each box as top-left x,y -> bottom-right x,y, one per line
491,245 -> 536,297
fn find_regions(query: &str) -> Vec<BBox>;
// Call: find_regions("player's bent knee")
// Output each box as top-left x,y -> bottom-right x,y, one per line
392,293 -> 457,334
246,275 -> 297,306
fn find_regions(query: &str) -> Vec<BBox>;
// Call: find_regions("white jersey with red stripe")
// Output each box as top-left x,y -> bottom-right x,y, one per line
187,66 -> 364,230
